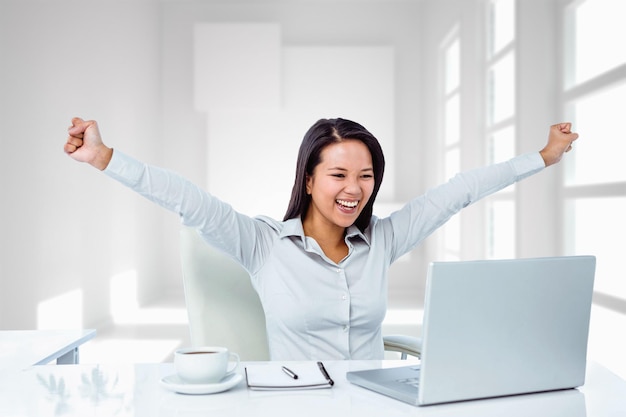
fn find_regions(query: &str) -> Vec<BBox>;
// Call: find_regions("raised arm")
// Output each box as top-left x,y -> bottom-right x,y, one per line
385,122 -> 578,261
64,117 -> 113,170
63,117 -> 273,273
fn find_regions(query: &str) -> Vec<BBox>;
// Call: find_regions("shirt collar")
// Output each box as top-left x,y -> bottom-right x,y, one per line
279,217 -> 371,246
346,224 -> 370,245
279,217 -> 306,239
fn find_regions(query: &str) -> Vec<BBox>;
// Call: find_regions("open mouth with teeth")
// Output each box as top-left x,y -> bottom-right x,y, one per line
336,199 -> 359,211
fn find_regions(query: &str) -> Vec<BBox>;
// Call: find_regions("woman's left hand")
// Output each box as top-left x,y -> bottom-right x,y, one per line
540,123 -> 579,167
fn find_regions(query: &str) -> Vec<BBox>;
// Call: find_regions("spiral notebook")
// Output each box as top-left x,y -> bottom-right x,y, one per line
245,362 -> 334,390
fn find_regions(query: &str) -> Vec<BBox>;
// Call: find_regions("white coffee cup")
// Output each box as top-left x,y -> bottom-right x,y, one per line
174,346 -> 240,384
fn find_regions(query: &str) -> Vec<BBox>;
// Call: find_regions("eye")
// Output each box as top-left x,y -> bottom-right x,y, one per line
331,173 -> 345,178
361,173 -> 374,179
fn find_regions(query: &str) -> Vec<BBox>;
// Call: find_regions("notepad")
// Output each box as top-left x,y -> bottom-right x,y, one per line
245,362 -> 334,390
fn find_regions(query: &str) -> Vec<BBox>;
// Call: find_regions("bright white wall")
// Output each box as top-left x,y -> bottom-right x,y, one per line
0,0 -> 163,329
197,24 -> 396,217
0,0 -> 571,331
0,0 -> 424,330
0,0 -> 573,331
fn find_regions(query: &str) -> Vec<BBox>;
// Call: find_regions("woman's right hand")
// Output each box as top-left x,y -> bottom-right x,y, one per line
64,117 -> 113,170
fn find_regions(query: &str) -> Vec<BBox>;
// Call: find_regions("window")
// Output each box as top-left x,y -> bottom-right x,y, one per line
485,0 -> 516,259
564,0 -> 626,88
440,28 -> 461,261
563,0 -> 626,300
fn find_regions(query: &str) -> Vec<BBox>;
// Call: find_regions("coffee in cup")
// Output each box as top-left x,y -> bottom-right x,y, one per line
174,346 -> 240,384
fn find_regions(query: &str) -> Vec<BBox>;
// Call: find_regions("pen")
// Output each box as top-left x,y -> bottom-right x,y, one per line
282,366 -> 298,379
317,361 -> 334,386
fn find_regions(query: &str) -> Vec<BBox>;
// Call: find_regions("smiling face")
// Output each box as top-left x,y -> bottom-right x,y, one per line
303,139 -> 375,237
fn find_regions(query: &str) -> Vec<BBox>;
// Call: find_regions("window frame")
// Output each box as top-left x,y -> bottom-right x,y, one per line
560,0 -> 626,302
484,0 -> 517,260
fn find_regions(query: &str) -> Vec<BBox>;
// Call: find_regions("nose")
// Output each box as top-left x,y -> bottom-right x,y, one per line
344,175 -> 361,195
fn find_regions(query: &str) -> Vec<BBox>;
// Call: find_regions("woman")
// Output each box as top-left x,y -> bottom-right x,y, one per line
64,117 -> 578,360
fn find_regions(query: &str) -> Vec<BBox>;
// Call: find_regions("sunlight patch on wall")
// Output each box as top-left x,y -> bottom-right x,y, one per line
110,269 -> 140,321
37,289 -> 83,330
110,269 -> 187,325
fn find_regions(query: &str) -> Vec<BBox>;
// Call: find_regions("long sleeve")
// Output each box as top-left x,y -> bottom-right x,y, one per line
103,150 -> 268,271
385,152 -> 546,262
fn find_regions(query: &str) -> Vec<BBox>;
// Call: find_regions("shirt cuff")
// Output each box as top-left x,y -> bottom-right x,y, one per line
103,149 -> 145,186
510,152 -> 545,181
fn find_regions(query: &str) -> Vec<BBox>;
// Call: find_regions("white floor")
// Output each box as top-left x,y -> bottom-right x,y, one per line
79,290 -> 626,382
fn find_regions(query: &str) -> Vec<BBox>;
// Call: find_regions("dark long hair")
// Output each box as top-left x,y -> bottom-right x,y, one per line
283,118 -> 385,232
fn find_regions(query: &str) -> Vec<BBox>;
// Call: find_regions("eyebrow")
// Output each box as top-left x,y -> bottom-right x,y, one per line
326,167 -> 374,172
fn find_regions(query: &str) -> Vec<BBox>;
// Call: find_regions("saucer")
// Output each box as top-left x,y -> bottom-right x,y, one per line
160,372 -> 243,395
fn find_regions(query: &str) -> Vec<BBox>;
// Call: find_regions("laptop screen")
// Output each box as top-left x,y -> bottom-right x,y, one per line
347,256 -> 596,406
418,256 -> 596,405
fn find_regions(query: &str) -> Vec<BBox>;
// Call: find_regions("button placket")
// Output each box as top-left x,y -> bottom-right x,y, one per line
334,267 -> 351,339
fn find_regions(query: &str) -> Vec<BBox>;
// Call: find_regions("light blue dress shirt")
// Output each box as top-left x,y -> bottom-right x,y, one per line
105,150 -> 545,360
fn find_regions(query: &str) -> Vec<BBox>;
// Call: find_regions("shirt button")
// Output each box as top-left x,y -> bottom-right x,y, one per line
341,294 -> 347,301
343,325 -> 350,332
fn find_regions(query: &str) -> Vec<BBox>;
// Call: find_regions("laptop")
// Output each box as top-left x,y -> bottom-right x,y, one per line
347,255 -> 596,406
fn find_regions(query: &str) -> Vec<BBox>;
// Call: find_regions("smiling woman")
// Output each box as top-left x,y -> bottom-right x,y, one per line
303,140 -> 375,263
283,119 -> 385,233
64,116 -> 576,360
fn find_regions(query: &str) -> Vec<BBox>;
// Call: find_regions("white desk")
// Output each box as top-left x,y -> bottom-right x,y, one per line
0,360 -> 625,416
0,329 -> 96,371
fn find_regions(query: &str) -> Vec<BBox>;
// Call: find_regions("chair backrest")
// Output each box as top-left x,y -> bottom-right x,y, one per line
179,227 -> 270,361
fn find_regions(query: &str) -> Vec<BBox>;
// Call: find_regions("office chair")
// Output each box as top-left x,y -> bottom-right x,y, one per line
179,227 -> 421,361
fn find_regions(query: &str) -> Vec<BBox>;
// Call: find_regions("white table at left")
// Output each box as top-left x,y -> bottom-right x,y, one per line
0,329 -> 96,370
